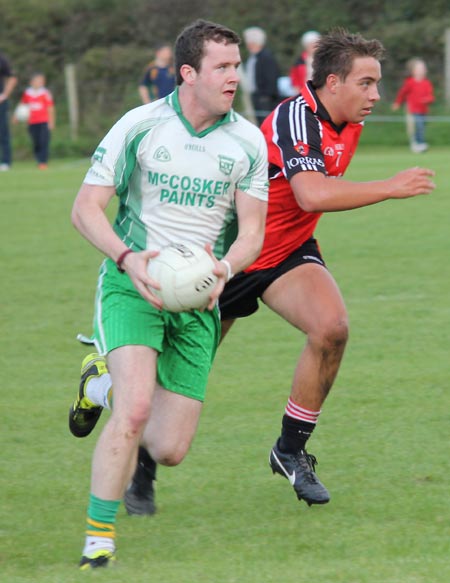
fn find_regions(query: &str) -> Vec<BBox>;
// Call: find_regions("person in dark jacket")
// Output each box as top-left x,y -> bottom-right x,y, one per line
0,52 -> 18,170
243,27 -> 280,126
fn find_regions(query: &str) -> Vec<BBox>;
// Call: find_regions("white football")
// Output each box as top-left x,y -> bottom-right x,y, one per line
14,103 -> 30,122
147,243 -> 218,312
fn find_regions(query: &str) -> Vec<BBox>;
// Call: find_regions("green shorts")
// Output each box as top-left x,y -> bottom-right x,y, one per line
93,259 -> 221,402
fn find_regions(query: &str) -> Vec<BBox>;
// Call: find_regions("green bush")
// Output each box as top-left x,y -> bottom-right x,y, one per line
3,0 -> 450,153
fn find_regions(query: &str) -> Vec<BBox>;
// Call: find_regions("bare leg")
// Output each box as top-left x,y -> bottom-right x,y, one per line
125,317 -> 235,515
141,385 -> 203,466
138,316 -> 235,465
264,263 -> 347,504
220,318 -> 235,343
91,344 -> 158,500
262,263 -> 348,410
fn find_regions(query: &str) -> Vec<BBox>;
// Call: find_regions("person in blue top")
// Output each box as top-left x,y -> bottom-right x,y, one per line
138,42 -> 176,103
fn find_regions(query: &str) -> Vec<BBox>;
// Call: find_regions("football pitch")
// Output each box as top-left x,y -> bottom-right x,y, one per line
1,148 -> 449,583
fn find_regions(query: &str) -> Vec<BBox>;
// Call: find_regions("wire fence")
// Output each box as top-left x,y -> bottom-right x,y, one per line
368,115 -> 450,123
250,111 -> 450,123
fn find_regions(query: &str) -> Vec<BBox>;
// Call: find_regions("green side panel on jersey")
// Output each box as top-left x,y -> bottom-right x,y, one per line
213,207 -> 238,259
222,126 -> 268,192
113,168 -> 146,250
112,120 -> 158,250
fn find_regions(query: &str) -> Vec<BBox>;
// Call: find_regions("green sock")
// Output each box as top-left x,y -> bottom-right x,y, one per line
86,493 -> 120,538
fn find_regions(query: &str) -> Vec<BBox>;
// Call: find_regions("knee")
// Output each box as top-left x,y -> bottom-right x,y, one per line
312,315 -> 349,353
116,400 -> 152,438
158,451 -> 185,467
148,442 -> 189,467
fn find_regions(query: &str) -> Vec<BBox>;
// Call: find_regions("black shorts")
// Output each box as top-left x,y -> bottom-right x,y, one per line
219,238 -> 325,320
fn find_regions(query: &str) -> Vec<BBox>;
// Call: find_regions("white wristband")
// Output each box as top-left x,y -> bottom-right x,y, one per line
220,259 -> 234,282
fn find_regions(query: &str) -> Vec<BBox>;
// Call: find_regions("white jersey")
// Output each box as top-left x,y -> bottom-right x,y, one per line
84,90 -> 268,259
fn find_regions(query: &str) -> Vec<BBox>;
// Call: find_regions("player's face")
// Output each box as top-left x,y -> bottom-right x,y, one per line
193,40 -> 241,117
334,57 -> 381,124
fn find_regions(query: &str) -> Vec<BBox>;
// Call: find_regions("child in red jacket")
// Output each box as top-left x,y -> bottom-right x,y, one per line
392,58 -> 434,153
13,72 -> 55,168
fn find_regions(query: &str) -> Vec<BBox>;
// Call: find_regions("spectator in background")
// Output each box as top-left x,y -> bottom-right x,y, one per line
392,58 -> 434,153
290,30 -> 321,94
13,72 -> 55,169
0,52 -> 18,171
243,26 -> 280,126
138,43 -> 175,104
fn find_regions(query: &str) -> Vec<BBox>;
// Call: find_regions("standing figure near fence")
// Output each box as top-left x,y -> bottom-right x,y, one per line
392,58 -> 434,153
0,52 -> 18,171
14,72 -> 55,169
138,43 -> 175,104
290,30 -> 321,94
242,27 -> 280,126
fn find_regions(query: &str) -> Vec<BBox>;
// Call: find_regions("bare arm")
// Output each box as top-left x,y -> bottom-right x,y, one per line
71,183 -> 162,308
138,85 -> 151,104
207,189 -> 267,309
223,189 -> 267,273
48,105 -> 55,130
0,75 -> 18,102
291,167 -> 435,213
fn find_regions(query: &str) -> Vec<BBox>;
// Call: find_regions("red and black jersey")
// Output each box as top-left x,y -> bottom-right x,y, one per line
247,81 -> 363,272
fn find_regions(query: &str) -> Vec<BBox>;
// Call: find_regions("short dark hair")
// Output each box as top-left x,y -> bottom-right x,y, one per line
154,42 -> 172,52
174,19 -> 240,85
312,29 -> 385,89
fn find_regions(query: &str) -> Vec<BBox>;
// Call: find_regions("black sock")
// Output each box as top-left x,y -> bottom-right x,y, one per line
137,446 -> 157,480
278,414 -> 316,453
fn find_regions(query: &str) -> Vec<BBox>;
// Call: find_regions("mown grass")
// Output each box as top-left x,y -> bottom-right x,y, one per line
0,148 -> 448,582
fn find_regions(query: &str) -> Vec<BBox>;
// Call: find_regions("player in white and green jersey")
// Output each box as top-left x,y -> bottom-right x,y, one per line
87,89 -> 267,259
70,19 -> 268,570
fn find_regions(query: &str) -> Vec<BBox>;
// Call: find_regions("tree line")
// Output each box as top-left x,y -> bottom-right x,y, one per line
2,0 -> 449,149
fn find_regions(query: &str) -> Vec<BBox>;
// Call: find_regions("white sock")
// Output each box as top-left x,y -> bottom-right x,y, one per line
85,374 -> 112,409
82,535 -> 115,557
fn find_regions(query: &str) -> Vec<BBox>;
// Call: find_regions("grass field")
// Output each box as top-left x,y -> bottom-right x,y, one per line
1,148 -> 449,583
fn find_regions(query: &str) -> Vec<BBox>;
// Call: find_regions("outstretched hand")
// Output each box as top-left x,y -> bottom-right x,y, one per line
388,167 -> 435,199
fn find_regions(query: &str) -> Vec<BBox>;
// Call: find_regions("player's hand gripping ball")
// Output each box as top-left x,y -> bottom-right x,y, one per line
147,243 -> 218,312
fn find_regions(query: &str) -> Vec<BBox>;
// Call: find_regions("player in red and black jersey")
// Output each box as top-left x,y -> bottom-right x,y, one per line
218,29 -> 435,506
249,82 -> 363,271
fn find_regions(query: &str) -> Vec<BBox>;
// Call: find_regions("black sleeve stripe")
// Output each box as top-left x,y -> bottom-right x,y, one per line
284,95 -> 318,149
275,96 -> 317,151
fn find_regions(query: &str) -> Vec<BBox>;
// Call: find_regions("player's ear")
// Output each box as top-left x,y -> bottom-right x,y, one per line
180,64 -> 197,85
326,74 -> 340,94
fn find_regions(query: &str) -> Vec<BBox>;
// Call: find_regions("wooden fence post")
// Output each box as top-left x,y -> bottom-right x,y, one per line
65,63 -> 79,141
